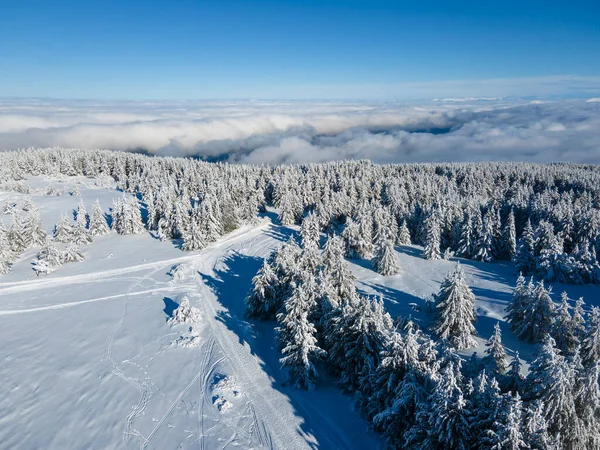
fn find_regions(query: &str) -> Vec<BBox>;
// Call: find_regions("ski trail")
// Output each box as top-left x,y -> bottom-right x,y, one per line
0,222 -> 269,296
194,265 -> 308,450
143,340 -> 224,449
0,286 -> 189,316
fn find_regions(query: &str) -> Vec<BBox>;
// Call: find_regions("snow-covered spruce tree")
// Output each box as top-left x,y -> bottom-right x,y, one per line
504,351 -> 525,394
581,306 -> 600,365
524,400 -> 554,450
245,259 -> 281,320
33,239 -> 63,275
168,296 -> 201,325
474,208 -> 496,263
71,201 -> 92,245
182,219 -> 206,251
574,361 -> 600,448
0,225 -> 14,274
300,211 -> 320,250
324,294 -> 392,393
397,219 -> 411,245
489,392 -> 528,450
412,359 -> 471,450
342,217 -> 370,259
113,197 -> 145,235
322,234 -> 356,305
468,370 -> 502,449
502,208 -> 517,261
423,213 -> 441,260
276,280 -> 326,390
515,281 -> 555,343
372,236 -> 400,276
457,209 -> 476,258
61,244 -> 85,264
505,273 -> 531,334
9,212 -> 28,252
89,200 -> 109,236
514,219 -> 536,275
28,210 -> 48,247
551,292 -> 578,355
526,335 -> 580,446
431,263 -> 477,349
483,322 -> 509,375
53,214 -> 74,243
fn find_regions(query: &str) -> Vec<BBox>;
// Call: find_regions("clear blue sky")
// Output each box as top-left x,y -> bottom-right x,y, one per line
1,0 -> 599,99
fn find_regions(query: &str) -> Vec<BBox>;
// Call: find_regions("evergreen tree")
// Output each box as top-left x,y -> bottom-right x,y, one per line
421,360 -> 471,450
423,213 -> 441,260
372,237 -> 401,276
524,400 -> 553,450
182,219 -> 206,251
72,201 -> 92,245
28,210 -> 48,246
581,307 -> 600,365
503,208 -> 517,261
515,281 -> 555,343
61,244 -> 85,263
484,322 -> 509,375
53,214 -> 74,243
514,219 -> 536,275
276,280 -> 326,389
505,274 -> 531,334
89,200 -> 110,236
300,211 -> 320,250
245,259 -> 280,320
397,219 -> 411,245
468,370 -> 501,448
526,335 -> 579,441
490,392 -> 527,450
431,263 -> 477,349
342,217 -> 369,259
474,208 -> 495,262
551,292 -> 578,355
505,351 -> 524,394
33,239 -> 63,275
0,225 -> 14,274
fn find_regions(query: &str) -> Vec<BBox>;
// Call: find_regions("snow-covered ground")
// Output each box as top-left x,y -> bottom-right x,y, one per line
1,175 -> 599,449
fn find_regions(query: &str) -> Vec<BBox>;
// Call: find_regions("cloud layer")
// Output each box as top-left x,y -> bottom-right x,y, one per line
1,98 -> 600,164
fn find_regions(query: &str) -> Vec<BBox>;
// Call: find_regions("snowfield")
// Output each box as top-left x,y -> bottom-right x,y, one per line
1,175 -> 599,449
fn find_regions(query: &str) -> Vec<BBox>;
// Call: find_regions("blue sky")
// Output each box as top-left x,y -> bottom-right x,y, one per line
1,0 -> 599,99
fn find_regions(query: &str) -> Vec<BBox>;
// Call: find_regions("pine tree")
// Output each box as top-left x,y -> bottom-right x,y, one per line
515,281 -> 555,343
514,219 -> 536,275
61,244 -> 85,263
505,274 -> 530,333
9,213 -> 28,252
551,292 -> 578,355
503,208 -> 517,260
28,210 -> 48,246
524,400 -> 553,450
372,237 -> 401,276
484,322 -> 509,375
397,219 -> 411,245
0,224 -> 14,274
33,239 -> 63,275
468,370 -> 501,448
168,296 -> 201,325
276,280 -> 326,389
431,263 -> 477,349
89,200 -> 110,236
342,217 -> 370,259
526,335 -> 579,440
490,392 -> 527,450
182,220 -> 206,251
245,259 -> 280,320
322,235 -> 356,305
113,197 -> 145,235
72,201 -> 92,245
581,307 -> 600,365
53,214 -> 74,243
574,361 -> 600,448
300,212 -> 320,250
474,208 -> 495,262
422,360 -> 471,449
423,213 -> 441,260
505,351 -> 524,393
457,210 -> 476,258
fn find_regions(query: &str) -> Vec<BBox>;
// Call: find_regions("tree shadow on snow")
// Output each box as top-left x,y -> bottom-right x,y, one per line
200,251 -> 382,450
162,297 -> 179,321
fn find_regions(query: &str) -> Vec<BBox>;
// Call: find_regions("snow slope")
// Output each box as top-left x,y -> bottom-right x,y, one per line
1,176 -> 599,449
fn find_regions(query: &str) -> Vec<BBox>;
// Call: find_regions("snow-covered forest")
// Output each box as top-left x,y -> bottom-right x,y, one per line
2,147 -> 600,449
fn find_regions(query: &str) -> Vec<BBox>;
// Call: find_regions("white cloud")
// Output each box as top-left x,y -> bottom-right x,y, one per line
1,97 -> 600,164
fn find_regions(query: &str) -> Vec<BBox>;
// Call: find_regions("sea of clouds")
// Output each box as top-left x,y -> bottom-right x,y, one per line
1,97 -> 600,164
